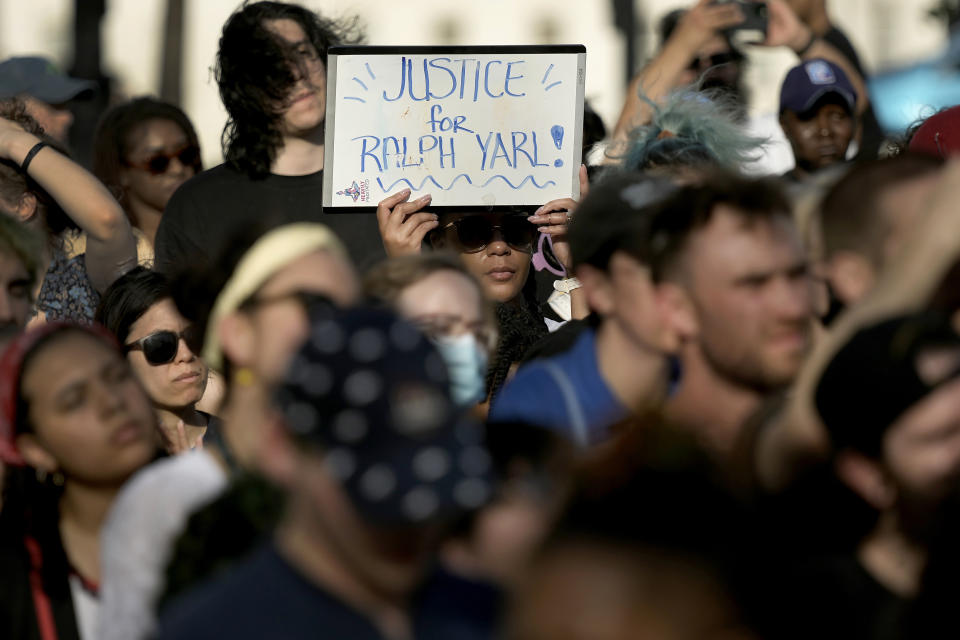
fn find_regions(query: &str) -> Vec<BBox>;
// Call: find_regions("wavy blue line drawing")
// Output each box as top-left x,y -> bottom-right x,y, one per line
365,62 -> 376,80
541,63 -> 554,84
352,77 -> 368,91
374,173 -> 555,193
344,96 -> 366,103
545,81 -> 562,91
481,175 -> 556,189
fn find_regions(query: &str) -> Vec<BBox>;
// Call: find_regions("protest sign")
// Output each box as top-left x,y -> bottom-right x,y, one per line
322,45 -> 586,212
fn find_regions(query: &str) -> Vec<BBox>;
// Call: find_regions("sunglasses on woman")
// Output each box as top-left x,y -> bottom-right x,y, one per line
125,144 -> 200,175
433,215 -> 538,254
124,327 -> 202,365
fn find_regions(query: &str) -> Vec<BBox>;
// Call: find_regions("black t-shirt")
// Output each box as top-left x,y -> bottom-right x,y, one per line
156,541 -> 499,640
155,164 -> 385,275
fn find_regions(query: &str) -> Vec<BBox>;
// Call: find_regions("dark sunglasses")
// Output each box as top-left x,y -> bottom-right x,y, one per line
125,327 -> 202,365
434,215 -> 538,254
125,144 -> 200,175
242,290 -> 337,316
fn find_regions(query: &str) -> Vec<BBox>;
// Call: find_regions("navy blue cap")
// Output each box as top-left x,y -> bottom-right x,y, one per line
0,56 -> 95,103
275,304 -> 493,527
779,58 -> 856,116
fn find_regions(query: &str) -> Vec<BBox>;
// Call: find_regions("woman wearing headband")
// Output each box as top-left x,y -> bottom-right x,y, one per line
0,323 -> 158,640
97,222 -> 359,640
93,98 -> 203,260
96,267 -> 212,453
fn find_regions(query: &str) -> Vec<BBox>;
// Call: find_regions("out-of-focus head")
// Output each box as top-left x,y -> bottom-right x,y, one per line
96,267 -> 208,413
364,253 -> 496,406
908,105 -> 960,159
779,59 -> 857,174
816,312 -> 960,540
507,463 -> 756,640
262,305 -> 493,597
569,173 -> 693,356
0,56 -> 94,144
818,153 -> 943,308
93,97 -> 202,218
0,324 -> 156,485
0,213 -> 42,333
216,1 -> 361,177
648,171 -> 814,392
616,87 -> 763,176
173,222 -> 359,386
427,212 -> 536,305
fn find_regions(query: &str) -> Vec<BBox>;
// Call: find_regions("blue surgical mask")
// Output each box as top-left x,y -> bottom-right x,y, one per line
433,333 -> 489,406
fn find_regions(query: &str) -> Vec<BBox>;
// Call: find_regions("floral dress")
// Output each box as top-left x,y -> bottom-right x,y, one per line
36,247 -> 100,324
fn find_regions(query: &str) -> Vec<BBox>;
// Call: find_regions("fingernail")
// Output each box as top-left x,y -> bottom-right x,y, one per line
421,193 -> 432,202
402,188 -> 411,196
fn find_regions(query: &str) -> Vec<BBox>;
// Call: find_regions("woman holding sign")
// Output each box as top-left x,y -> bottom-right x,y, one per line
376,164 -> 589,399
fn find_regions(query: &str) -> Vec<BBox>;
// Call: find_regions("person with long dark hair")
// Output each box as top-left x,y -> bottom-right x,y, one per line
93,98 -> 202,257
154,1 -> 383,275
0,324 -> 158,640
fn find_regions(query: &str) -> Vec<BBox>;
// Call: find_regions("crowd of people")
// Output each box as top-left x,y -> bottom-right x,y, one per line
0,0 -> 959,638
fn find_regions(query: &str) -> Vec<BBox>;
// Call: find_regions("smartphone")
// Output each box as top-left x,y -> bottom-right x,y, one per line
714,0 -> 768,39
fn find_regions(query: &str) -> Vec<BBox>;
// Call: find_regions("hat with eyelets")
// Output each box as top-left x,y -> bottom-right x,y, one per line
275,303 -> 493,526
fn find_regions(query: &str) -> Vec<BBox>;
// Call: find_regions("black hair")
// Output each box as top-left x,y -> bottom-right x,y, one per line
92,97 -> 202,209
216,1 -> 363,178
581,100 -> 607,166
486,272 -> 548,399
645,170 -> 792,281
95,266 -> 172,346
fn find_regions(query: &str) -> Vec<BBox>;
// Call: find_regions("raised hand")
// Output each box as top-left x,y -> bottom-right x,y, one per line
376,189 -> 438,257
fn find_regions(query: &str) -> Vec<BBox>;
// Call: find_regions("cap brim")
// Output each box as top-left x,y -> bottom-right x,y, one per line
32,76 -> 96,104
795,87 -> 856,116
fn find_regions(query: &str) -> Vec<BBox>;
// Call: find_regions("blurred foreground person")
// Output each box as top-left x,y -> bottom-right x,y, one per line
155,1 -> 383,274
93,98 -> 202,256
793,312 -> 960,639
97,223 -> 358,640
364,253 -> 495,408
490,174 -> 691,446
655,172 -> 815,457
0,324 -> 158,640
779,59 -> 857,182
815,153 -> 943,316
0,213 -> 42,335
0,100 -> 137,323
96,267 -> 212,454
158,307 -> 493,640
0,56 -> 94,145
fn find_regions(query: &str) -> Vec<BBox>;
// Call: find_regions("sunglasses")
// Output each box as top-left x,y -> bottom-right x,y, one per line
434,216 -> 538,254
125,327 -> 202,365
125,144 -> 200,175
242,290 -> 336,315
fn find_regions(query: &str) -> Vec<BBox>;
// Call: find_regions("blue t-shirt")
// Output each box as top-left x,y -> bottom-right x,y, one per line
488,328 -> 627,446
157,542 -> 499,640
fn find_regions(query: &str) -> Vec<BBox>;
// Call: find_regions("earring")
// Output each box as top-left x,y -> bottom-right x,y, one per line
234,367 -> 256,387
52,471 -> 65,487
35,469 -> 47,483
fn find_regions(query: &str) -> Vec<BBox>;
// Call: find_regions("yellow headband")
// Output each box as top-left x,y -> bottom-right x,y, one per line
201,223 -> 346,372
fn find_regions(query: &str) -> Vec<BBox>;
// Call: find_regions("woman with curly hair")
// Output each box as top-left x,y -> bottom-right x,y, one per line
154,1 -> 383,275
92,97 -> 202,258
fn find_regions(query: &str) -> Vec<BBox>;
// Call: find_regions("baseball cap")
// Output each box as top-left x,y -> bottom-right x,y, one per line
815,312 -> 960,458
0,56 -> 95,103
568,172 -> 676,270
274,303 -> 493,527
779,59 -> 857,117
908,105 -> 960,159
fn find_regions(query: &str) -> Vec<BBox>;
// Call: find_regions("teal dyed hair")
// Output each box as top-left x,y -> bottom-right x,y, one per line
614,87 -> 766,173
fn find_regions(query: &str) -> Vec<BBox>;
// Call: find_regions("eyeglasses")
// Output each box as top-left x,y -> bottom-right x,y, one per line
434,216 -> 538,254
125,144 -> 200,175
125,327 -> 202,365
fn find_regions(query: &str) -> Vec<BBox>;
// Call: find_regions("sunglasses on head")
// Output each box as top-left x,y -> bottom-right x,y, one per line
125,144 -> 200,175
125,327 -> 202,365
434,215 -> 538,254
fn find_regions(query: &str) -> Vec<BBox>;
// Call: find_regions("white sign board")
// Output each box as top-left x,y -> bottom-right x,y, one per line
323,45 -> 586,212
